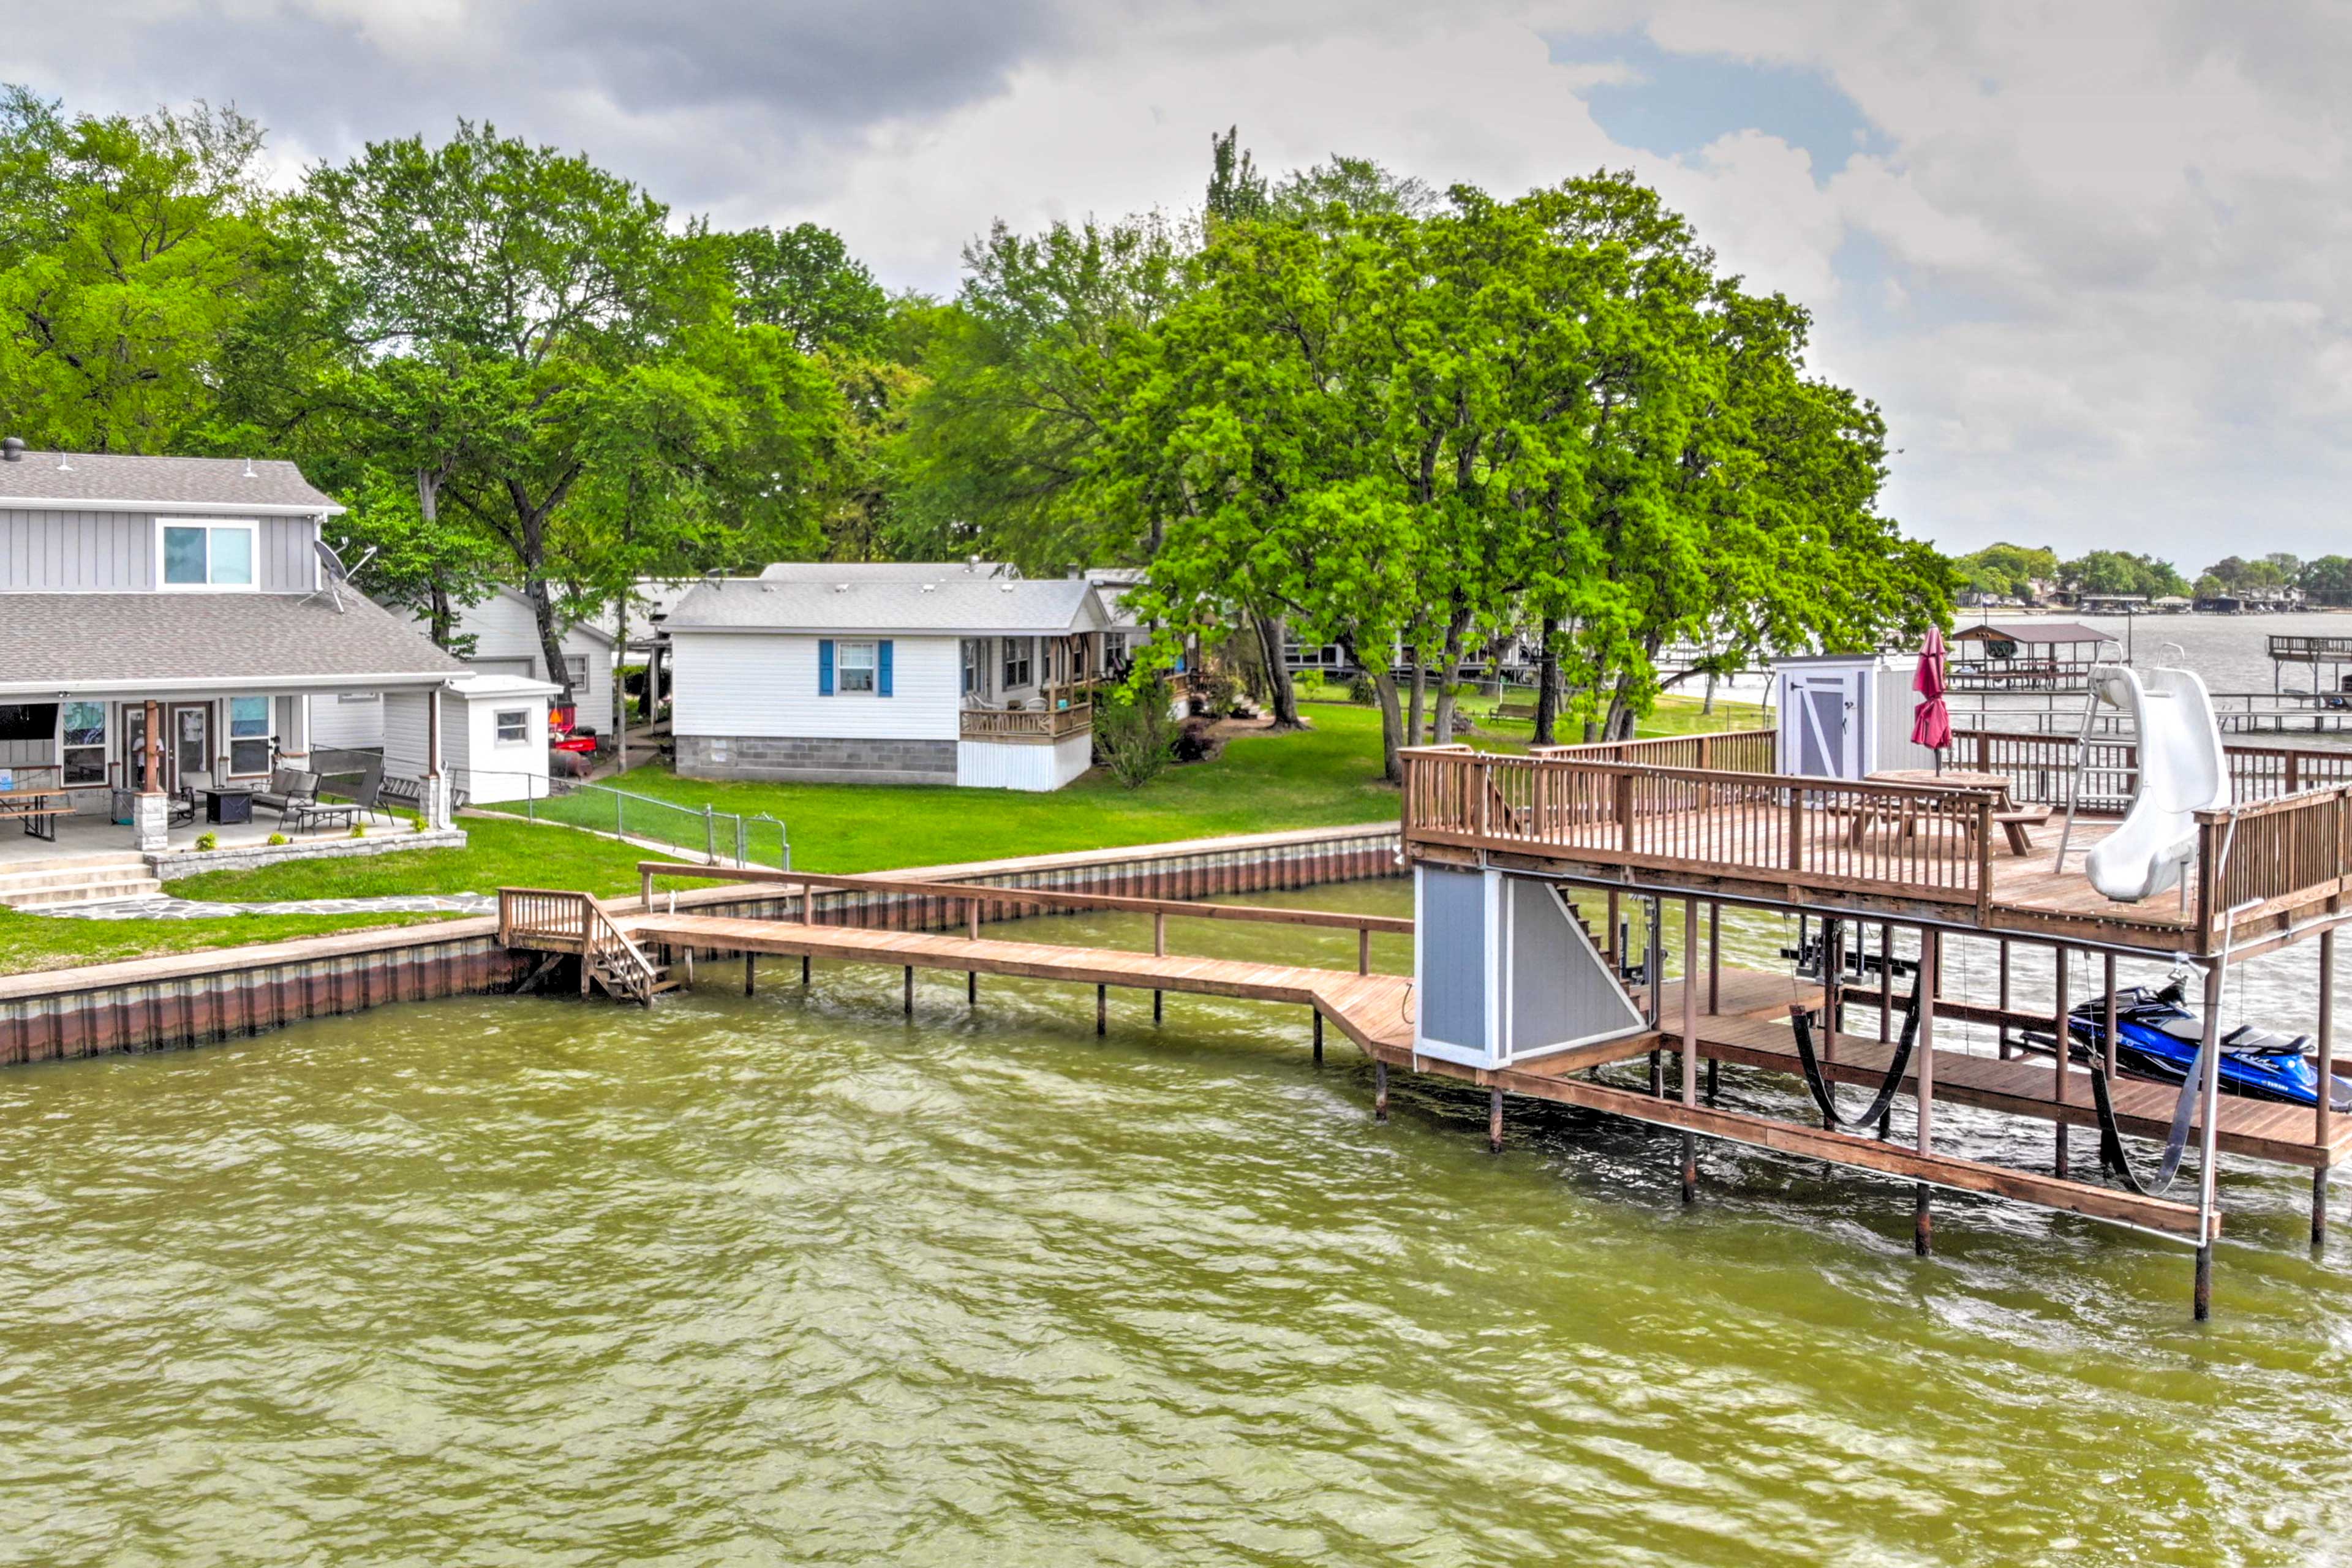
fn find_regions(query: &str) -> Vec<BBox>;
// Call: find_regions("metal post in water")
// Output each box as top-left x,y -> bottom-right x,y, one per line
744,953 -> 755,996
2053,945 -> 2071,1178
2316,928 -> 2335,1250
1915,928 -> 1939,1257
1312,1009 -> 1323,1064
905,965 -> 914,1017
1096,984 -> 1107,1035
2196,956 -> 2225,1321
1681,895 -> 1698,1204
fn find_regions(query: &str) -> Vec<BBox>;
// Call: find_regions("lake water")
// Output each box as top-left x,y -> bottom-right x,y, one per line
6,883 -> 2351,1564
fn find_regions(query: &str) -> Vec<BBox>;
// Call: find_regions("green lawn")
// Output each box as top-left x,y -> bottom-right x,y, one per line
0,695 -> 1774,978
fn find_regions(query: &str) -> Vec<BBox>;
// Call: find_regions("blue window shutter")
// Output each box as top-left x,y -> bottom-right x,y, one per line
818,638 -> 835,696
878,639 -> 894,697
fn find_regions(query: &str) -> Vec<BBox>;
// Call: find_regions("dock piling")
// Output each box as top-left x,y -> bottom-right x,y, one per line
2054,946 -> 2071,1178
2316,929 -> 2335,1250
1153,990 -> 1162,1022
1488,1086 -> 1504,1153
903,965 -> 913,1017
1374,1060 -> 1389,1121
744,953 -> 755,996
1915,929 -> 1939,1257
1096,984 -> 1107,1035
1312,1009 -> 1323,1063
1681,896 -> 1698,1204
968,970 -> 977,1004
801,955 -> 810,987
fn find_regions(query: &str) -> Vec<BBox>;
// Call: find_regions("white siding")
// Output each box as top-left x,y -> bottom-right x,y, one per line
416,590 -> 613,734
0,510 -> 316,591
307,692 -> 386,750
956,732 -> 1093,791
671,631 -> 960,742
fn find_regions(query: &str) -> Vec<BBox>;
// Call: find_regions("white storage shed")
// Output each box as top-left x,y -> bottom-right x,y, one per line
1773,654 -> 1939,782
384,673 -> 559,806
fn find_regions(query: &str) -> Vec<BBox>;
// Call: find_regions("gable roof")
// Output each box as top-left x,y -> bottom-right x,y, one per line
0,593 -> 466,697
757,559 -> 1018,582
0,451 -> 343,515
666,576 -> 1107,636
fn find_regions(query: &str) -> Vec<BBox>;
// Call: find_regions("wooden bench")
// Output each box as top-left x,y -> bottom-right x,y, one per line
1494,701 -> 1536,723
1993,802 -> 2053,856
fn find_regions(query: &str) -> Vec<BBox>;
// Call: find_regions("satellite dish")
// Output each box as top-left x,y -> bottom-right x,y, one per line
305,537 -> 379,613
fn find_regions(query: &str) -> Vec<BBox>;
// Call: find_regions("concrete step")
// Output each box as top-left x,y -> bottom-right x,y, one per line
0,850 -> 148,880
0,858 -> 152,895
0,874 -> 165,910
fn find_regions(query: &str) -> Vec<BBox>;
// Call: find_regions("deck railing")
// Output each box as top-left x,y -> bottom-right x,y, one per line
1951,728 -> 2352,810
1530,726 -> 1776,774
2196,786 -> 2352,944
1403,748 -> 1994,910
960,701 -> 1093,741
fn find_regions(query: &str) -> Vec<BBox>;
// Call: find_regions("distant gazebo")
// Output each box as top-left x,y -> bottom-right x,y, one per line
1947,622 -> 2113,692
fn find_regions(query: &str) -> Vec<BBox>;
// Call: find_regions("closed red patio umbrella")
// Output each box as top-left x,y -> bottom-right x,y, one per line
1912,626 -> 1952,764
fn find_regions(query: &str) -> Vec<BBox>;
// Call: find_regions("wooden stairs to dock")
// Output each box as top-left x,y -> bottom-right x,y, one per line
498,888 -> 676,1006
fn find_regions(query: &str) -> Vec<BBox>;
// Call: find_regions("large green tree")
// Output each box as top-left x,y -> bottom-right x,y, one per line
276,123 -> 842,700
0,87 -> 279,451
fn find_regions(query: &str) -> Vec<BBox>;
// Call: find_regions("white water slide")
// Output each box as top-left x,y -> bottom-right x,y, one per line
2082,663 -> 2231,904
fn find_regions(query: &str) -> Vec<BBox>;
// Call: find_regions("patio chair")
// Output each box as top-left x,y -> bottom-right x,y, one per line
171,769 -> 208,827
252,767 -> 320,821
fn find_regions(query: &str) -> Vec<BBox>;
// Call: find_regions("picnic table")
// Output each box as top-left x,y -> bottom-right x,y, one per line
1864,767 -> 2053,856
0,782 -> 74,842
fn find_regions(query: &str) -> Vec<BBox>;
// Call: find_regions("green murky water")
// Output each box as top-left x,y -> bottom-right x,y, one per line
4,881 -> 2351,1564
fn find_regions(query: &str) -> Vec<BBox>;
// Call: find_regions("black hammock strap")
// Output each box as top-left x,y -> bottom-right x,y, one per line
1787,970 -> 1923,1132
2086,1028 -> 2211,1199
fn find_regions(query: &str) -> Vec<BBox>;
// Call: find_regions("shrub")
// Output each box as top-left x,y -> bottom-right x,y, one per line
266,832 -> 289,846
349,823 -> 367,839
194,831 -> 217,851
1346,673 -> 1378,706
1172,717 -> 1224,764
1095,679 -> 1176,788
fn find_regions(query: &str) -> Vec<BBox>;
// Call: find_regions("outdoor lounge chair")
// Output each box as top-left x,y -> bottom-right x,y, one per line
171,769 -> 208,827
251,767 -> 320,821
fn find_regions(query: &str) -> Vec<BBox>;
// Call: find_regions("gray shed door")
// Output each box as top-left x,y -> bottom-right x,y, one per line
1790,673 -> 1860,779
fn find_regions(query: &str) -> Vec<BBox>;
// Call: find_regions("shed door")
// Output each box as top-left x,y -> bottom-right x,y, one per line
1790,672 -> 1861,779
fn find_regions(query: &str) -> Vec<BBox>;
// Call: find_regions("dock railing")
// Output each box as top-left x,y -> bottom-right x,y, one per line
2195,785 -> 2352,949
630,862 -> 1412,975
1401,748 -> 1996,912
1952,728 -> 2352,810
1529,726 -> 1776,773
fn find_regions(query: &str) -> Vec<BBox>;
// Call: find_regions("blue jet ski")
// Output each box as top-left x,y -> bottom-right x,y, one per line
2059,974 -> 2352,1112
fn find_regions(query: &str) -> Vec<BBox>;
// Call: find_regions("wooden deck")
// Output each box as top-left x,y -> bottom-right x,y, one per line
607,908 -> 2224,1239
1655,968 -> 2352,1170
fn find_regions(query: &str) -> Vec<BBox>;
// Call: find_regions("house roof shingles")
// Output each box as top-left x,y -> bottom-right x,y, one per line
0,451 -> 343,514
666,576 -> 1107,636
0,594 -> 469,696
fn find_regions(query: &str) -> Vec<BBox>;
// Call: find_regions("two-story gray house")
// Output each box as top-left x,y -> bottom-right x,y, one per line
0,444 -> 468,859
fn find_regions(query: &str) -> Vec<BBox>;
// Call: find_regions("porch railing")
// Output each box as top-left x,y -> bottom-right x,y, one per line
961,701 -> 1093,741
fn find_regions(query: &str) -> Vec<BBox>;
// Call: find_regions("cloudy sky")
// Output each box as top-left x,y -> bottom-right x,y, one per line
14,1 -> 2347,567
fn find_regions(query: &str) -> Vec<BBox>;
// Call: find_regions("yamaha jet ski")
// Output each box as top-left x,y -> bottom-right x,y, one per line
2057,973 -> 2352,1112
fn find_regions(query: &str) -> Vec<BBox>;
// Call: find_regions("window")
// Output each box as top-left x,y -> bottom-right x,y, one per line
562,654 -> 590,692
962,639 -> 980,695
1001,636 -> 1033,689
159,521 -> 257,590
62,703 -> 105,785
337,691 -> 380,704
227,696 -> 271,775
0,703 -> 55,742
494,709 -> 531,745
837,640 -> 878,694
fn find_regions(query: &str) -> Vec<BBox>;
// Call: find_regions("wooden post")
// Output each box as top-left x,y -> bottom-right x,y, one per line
801,954 -> 810,986
968,970 -> 977,1005
2317,929 -> 2336,1248
1153,989 -> 1162,1022
681,946 -> 695,987
142,698 -> 160,793
1312,1009 -> 1324,1063
2195,960 -> 2224,1321
1681,895 -> 1699,1204
1997,940 -> 2012,1060
2052,946 -> 2071,1177
1374,1060 -> 1389,1121
969,900 -> 980,941
641,869 -> 655,910
1096,983 -> 1107,1035
1488,1085 -> 1504,1153
903,965 -> 913,1017
1154,911 -> 1166,957
1707,901 -> 1721,1015
744,952 -> 755,996
1915,928 -> 1939,1257
1359,925 -> 1371,976
1878,922 -> 1893,1042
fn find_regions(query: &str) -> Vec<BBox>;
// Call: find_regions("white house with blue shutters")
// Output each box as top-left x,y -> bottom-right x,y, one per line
663,562 -> 1112,791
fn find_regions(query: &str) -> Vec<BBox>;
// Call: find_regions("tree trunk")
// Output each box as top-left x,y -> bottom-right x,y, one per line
417,469 -> 454,649
614,594 -> 631,772
1533,615 -> 1560,746
1253,608 -> 1300,729
1430,606 -> 1471,744
1702,671 -> 1717,715
1407,648 -> 1427,748
427,575 -> 454,650
524,575 -> 574,707
1368,666 -> 1405,785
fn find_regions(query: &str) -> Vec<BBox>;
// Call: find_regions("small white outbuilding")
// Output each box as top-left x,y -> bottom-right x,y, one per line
383,673 -> 559,805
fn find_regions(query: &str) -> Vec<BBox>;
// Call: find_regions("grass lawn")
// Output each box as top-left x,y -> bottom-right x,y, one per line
0,693 -> 1773,978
